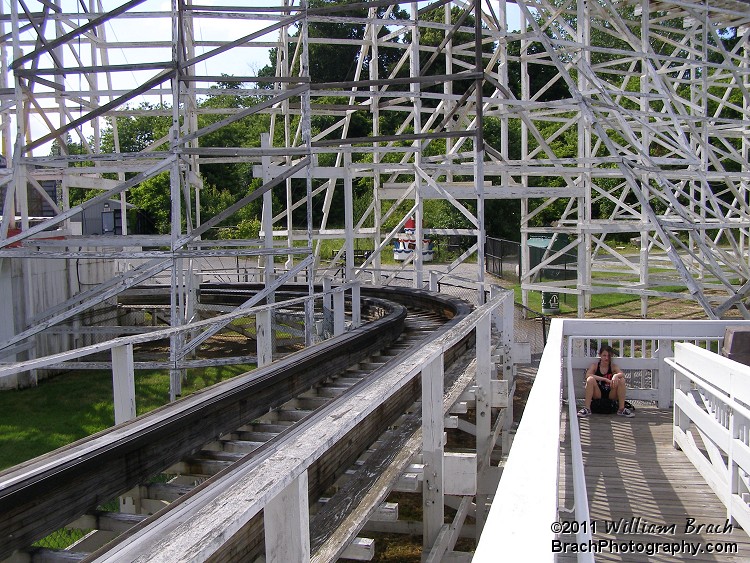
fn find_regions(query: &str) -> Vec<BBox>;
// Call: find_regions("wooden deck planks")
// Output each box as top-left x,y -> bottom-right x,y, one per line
558,405 -> 750,562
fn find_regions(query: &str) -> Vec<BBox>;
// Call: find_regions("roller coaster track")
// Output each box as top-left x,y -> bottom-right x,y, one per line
0,286 -> 475,562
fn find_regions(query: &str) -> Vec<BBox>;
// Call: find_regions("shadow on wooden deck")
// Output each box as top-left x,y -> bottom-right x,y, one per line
558,404 -> 750,562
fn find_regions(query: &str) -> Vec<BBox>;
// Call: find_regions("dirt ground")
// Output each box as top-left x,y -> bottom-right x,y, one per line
582,296 -> 712,320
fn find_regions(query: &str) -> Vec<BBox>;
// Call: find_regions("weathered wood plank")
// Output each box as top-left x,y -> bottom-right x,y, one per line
559,405 -> 750,562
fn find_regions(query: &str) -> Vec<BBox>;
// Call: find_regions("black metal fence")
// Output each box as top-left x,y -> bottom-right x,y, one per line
486,236 -> 577,283
486,237 -> 520,282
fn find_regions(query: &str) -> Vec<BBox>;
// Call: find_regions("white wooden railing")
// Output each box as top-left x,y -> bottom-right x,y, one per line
93,289 -> 516,562
668,343 -> 750,532
0,281 -> 362,402
0,279 -> 518,560
475,318 -> 750,562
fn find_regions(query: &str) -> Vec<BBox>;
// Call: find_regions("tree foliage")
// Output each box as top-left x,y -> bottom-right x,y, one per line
53,3 -> 743,246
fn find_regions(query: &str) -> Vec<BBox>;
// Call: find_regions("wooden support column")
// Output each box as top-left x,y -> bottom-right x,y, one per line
169,7 -> 184,401
257,307 -> 273,366
305,295 -> 316,346
741,25 -> 750,260
169,257 -> 184,401
728,401 -> 739,526
422,354 -> 444,552
656,339 -> 672,409
369,9 -> 382,283
639,0 -> 651,319
322,277 -> 333,337
411,1 -> 424,290
577,0 -> 591,317
343,153 -> 354,285
429,270 -> 439,292
258,132 -> 275,366
0,261 -> 16,371
301,8 -> 315,348
473,0 -> 486,304
112,343 -> 136,424
474,312 -> 493,537
265,472 -> 311,563
350,283 -> 361,329
519,6 -> 530,311
112,342 -> 139,514
492,287 -> 514,454
333,287 -> 345,336
673,360 -> 690,450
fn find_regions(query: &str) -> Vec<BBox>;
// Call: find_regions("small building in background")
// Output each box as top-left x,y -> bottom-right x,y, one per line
74,199 -> 128,236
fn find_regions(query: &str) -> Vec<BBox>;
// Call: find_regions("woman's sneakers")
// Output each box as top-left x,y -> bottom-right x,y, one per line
577,406 -> 635,418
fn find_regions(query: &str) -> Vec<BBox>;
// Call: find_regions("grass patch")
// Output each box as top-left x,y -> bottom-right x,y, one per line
0,364 -> 253,471
511,284 -> 688,315
33,528 -> 90,550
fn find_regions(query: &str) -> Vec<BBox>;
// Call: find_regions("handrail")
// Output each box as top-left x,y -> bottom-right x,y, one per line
566,337 -> 594,562
668,342 -> 750,533
473,318 -> 564,561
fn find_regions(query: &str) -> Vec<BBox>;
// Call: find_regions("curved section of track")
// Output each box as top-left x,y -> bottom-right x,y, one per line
0,286 -> 473,561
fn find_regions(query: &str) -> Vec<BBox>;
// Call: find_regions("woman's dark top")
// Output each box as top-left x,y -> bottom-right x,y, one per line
595,360 -> 614,396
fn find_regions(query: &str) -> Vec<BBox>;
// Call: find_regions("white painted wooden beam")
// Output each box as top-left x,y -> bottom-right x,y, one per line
111,344 -> 136,425
265,472 -> 311,563
422,355 -> 445,551
333,288 -> 345,337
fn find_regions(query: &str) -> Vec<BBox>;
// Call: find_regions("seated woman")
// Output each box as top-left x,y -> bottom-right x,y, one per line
577,345 -> 634,418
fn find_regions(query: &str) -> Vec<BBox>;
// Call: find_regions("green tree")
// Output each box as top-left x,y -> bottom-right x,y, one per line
100,103 -> 172,154
257,0 -> 407,85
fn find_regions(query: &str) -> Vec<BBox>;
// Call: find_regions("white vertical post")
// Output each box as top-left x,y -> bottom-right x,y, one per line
0,261 -> 16,369
473,0 -> 485,304
344,152 -> 354,284
168,0 -> 184,402
411,1 -> 423,290
519,6 -> 530,311
577,0 -> 591,317
351,282 -> 361,329
429,270 -> 439,293
672,354 -> 689,449
422,354 -> 444,552
257,307 -> 273,366
656,339 -> 672,408
322,277 -> 333,337
741,25 -> 749,259
265,472 -> 310,563
301,4 -> 315,348
113,342 -> 138,513
333,287 -> 345,336
639,0 -> 651,319
258,132 -> 275,366
112,343 -> 136,425
474,312 -> 493,536
369,9 -> 382,283
728,394 -> 739,526
492,288 -> 514,453
10,0 -> 27,233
